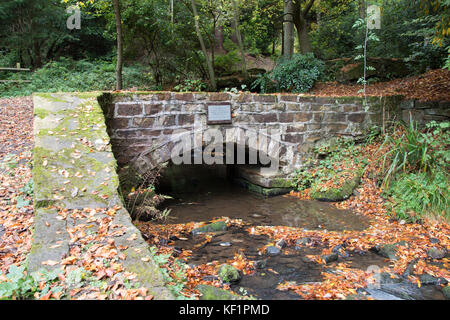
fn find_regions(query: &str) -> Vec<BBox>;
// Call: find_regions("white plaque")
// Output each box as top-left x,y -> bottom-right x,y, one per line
207,104 -> 232,124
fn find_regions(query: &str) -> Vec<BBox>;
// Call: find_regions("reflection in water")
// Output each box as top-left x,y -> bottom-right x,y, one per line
159,182 -> 369,231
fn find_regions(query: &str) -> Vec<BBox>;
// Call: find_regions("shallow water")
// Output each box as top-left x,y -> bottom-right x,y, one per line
160,182 -> 370,231
154,181 -> 445,300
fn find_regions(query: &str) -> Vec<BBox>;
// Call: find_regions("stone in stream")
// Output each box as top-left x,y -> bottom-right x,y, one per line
402,258 -> 419,278
218,264 -> 241,283
442,286 -> 450,299
196,284 -> 241,300
265,246 -> 281,256
254,259 -> 267,269
419,274 -> 448,286
373,243 -> 399,261
332,244 -> 349,258
321,252 -> 339,264
295,237 -> 312,249
369,282 -> 424,300
191,221 -> 227,235
276,239 -> 287,249
427,247 -> 447,260
429,237 -> 440,244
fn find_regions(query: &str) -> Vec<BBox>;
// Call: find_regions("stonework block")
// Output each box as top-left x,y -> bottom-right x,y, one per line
253,94 -> 277,103
295,112 -> 313,122
144,103 -> 164,115
174,92 -> 194,102
208,92 -> 231,101
116,103 -> 142,117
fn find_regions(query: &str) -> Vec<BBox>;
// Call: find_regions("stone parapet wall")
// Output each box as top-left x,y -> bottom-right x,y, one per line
101,92 -> 404,173
400,100 -> 450,125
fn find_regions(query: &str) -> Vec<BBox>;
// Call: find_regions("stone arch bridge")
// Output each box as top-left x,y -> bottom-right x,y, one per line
100,91 -> 410,191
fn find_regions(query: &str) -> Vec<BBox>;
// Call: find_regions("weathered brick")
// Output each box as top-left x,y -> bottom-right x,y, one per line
178,114 -> 195,124
115,129 -> 141,138
254,94 -> 277,103
284,134 -> 304,144
132,118 -> 154,128
153,92 -> 172,101
324,112 -> 346,122
312,113 -> 324,122
347,113 -> 366,123
254,113 -> 278,123
108,118 -> 129,129
208,92 -> 231,101
343,105 -> 360,112
116,103 -> 142,116
235,93 -> 253,103
295,112 -> 313,122
279,94 -> 298,102
328,123 -> 348,132
174,93 -> 194,101
144,104 -> 163,115
286,124 -> 306,133
141,129 -> 163,137
279,113 -> 295,123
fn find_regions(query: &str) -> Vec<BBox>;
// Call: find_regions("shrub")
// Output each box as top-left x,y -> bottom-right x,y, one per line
380,120 -> 449,188
173,79 -> 207,92
270,53 -> 325,93
386,171 -> 449,222
214,51 -> 240,76
380,120 -> 449,221
0,58 -> 153,98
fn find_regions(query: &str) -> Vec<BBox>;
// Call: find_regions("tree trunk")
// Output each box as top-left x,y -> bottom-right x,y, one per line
191,0 -> 216,91
283,0 -> 295,59
292,0 -> 314,54
232,0 -> 247,78
359,0 -> 366,19
113,0 -> 123,90
214,25 -> 225,53
33,41 -> 42,68
296,14 -> 312,54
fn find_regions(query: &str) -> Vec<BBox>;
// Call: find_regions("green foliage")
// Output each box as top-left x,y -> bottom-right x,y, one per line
0,58 -> 152,97
401,15 -> 449,73
148,247 -> 192,300
0,265 -> 63,300
173,79 -> 207,92
214,51 -> 241,76
20,179 -> 34,197
291,138 -> 367,192
270,53 -> 325,93
380,120 -> 448,187
386,170 -> 449,222
381,120 -> 450,221
0,154 -> 18,172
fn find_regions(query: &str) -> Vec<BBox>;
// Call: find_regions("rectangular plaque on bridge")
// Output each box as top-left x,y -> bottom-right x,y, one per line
207,104 -> 232,125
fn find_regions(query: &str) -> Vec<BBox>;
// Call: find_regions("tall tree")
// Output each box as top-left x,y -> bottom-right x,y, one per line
190,0 -> 217,91
112,0 -> 123,90
231,0 -> 247,77
283,0 -> 295,58
293,0 -> 315,53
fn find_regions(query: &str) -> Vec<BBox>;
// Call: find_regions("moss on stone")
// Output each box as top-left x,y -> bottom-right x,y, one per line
196,285 -> 241,300
218,264 -> 241,283
311,170 -> 363,202
34,108 -> 52,119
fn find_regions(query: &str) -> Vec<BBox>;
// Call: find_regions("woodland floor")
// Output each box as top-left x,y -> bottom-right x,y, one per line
310,69 -> 450,102
0,72 -> 449,299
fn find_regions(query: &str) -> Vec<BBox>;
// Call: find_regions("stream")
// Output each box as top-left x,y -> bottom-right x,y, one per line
152,179 -> 445,300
